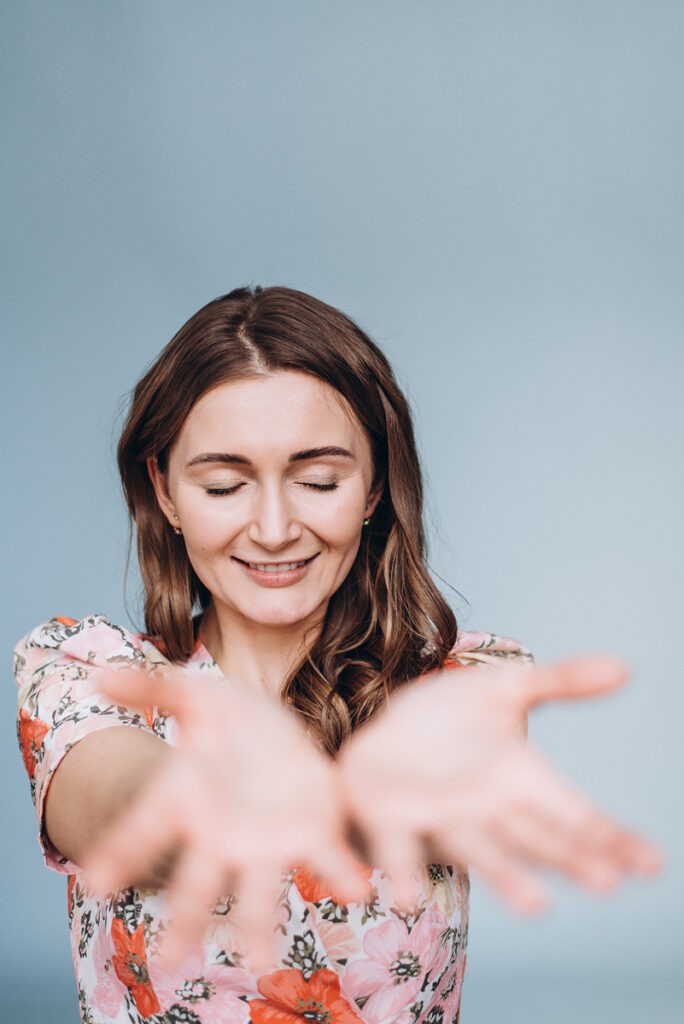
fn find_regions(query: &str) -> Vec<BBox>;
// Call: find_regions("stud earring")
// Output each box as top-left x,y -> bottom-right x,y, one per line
363,517 -> 371,527
172,514 -> 182,536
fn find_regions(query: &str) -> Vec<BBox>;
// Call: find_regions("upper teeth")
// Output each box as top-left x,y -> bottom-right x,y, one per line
247,560 -> 308,572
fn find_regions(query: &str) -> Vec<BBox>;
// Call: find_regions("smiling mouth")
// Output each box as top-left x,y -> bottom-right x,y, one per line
235,554 -> 319,573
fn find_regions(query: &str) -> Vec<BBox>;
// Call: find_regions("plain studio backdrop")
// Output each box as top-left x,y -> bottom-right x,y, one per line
2,2 -> 682,1021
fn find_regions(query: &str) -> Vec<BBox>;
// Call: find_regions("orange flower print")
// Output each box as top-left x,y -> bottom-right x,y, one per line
111,917 -> 160,1018
67,874 -> 77,916
293,862 -> 373,905
292,866 -> 339,904
55,616 -> 78,626
250,967 -> 362,1023
18,709 -> 49,778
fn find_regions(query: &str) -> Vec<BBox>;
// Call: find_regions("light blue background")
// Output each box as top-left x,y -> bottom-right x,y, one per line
2,2 -> 682,1020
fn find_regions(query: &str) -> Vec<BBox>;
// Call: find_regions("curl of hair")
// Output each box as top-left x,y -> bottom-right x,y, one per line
117,286 -> 457,755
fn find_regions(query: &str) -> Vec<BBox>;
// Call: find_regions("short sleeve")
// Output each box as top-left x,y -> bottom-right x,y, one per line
444,630 -> 534,669
13,614 -> 165,874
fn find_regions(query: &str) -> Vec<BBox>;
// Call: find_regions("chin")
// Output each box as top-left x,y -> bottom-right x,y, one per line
248,614 -> 318,632
240,596 -> 327,630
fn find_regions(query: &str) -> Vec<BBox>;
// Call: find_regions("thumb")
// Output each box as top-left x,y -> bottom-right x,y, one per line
93,666 -> 196,717
513,655 -> 629,711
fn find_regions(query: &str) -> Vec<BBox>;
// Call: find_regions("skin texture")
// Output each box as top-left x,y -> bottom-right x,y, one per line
78,655 -> 660,972
78,671 -> 371,969
336,655 -> 661,911
45,728 -> 174,888
147,372 -> 383,694
44,369 -> 661,972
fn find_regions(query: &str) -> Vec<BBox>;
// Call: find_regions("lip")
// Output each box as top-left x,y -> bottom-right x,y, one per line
233,553 -> 319,588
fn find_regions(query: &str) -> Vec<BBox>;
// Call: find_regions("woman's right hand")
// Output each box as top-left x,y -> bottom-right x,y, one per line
81,668 -> 369,971
337,655 -> 662,911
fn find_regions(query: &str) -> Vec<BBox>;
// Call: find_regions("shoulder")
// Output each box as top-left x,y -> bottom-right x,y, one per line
444,630 -> 534,669
13,615 -> 172,874
13,614 -> 169,688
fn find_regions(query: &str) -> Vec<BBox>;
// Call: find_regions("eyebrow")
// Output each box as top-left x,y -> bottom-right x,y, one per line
186,446 -> 355,468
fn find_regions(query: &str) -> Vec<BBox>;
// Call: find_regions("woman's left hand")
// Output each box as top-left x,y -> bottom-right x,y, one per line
337,654 -> 661,911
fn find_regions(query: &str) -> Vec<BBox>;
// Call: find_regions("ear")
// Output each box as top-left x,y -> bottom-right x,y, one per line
365,475 -> 386,518
146,456 -> 178,527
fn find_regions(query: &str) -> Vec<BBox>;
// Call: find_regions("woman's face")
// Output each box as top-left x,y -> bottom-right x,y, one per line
149,370 -> 383,634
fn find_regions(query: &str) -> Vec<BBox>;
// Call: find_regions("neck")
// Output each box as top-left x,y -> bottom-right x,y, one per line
198,601 -> 323,698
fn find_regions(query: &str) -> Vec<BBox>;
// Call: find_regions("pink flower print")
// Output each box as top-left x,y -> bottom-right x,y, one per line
149,946 -> 253,1023
315,918 -> 362,966
44,715 -> 89,752
61,621 -> 141,666
90,925 -> 126,1019
450,631 -> 493,654
418,950 -> 466,1024
203,912 -> 249,959
342,905 -> 450,1024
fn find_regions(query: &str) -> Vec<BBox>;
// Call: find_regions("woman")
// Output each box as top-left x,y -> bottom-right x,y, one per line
14,286 -> 658,1024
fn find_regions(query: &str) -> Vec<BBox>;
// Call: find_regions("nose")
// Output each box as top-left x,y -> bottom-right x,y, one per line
246,482 -> 303,550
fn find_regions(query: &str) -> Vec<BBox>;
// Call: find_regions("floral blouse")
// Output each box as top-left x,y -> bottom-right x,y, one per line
14,614 -> 532,1024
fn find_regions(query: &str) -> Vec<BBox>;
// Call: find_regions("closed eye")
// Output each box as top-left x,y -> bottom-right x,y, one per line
206,484 -> 245,496
205,481 -> 337,496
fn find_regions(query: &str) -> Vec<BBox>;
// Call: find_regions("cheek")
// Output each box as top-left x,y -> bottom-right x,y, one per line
311,493 -> 367,549
315,510 -> 366,574
326,520 -> 364,553
177,496 -> 241,550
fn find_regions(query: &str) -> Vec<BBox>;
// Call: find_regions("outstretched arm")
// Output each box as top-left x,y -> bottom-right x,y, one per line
44,726 -> 175,887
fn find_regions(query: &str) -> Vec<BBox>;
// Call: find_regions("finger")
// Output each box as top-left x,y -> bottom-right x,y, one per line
475,857 -> 548,914
302,838 -> 372,904
368,828 -> 425,909
513,655 -> 629,711
525,789 -> 662,879
451,830 -> 548,914
160,848 -> 231,967
233,865 -> 283,975
612,833 -> 662,876
490,811 -> 624,891
92,666 -> 199,718
504,752 -> 662,879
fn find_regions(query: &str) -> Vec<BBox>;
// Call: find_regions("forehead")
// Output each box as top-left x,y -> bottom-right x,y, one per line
174,370 -> 369,459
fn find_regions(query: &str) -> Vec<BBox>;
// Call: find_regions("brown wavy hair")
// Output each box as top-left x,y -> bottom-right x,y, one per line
117,285 -> 457,755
